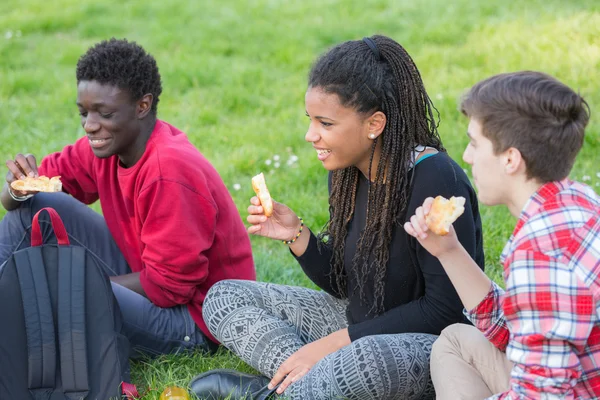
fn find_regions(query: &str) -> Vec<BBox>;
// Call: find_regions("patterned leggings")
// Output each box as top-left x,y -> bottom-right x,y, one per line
203,280 -> 436,399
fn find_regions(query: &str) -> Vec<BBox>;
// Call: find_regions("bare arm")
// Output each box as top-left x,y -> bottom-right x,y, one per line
110,272 -> 147,297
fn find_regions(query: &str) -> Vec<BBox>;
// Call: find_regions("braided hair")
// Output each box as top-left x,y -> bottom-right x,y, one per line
310,35 -> 444,314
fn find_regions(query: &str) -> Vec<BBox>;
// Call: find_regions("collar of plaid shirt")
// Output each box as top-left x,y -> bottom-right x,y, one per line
499,179 -> 570,266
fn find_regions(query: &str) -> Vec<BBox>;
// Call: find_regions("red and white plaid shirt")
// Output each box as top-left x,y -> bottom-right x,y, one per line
467,179 -> 600,399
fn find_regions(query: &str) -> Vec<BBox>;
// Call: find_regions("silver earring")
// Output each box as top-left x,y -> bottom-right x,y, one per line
369,133 -> 376,139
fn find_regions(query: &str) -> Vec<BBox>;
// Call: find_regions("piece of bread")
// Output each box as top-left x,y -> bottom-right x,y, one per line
251,172 -> 273,217
11,176 -> 62,193
425,196 -> 466,236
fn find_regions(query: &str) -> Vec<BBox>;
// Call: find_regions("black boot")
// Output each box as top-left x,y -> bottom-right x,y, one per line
189,369 -> 277,400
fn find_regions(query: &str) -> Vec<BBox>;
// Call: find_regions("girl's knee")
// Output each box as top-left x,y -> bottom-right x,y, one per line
202,280 -> 256,326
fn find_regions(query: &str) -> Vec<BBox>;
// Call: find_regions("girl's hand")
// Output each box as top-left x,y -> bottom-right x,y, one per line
247,197 -> 302,242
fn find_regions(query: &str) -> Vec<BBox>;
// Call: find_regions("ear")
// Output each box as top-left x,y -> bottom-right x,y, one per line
137,93 -> 154,119
503,147 -> 526,175
366,111 -> 386,138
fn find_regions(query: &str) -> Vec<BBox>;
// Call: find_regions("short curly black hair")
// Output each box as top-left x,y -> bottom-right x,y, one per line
76,38 -> 162,114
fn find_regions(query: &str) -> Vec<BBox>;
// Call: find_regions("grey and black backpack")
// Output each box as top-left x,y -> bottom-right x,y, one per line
0,207 -> 130,399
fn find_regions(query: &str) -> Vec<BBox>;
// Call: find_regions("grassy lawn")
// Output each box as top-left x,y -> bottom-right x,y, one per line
1,0 -> 599,398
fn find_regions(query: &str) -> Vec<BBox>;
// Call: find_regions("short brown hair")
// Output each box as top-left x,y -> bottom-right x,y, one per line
461,71 -> 589,182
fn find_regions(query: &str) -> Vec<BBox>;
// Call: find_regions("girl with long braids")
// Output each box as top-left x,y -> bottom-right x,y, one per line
192,35 -> 485,400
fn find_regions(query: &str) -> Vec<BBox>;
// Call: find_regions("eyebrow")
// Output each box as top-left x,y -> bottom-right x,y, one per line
76,102 -> 111,109
305,111 -> 333,120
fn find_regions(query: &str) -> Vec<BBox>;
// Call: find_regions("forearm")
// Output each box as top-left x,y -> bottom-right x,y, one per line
110,272 -> 147,297
438,245 -> 492,311
1,183 -> 23,211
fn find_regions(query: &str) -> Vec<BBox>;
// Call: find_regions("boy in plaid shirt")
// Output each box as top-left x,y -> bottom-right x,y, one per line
405,71 -> 600,399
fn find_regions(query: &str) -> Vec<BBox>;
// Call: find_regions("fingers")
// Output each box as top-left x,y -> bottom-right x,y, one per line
422,197 -> 434,214
404,221 -> 417,238
290,367 -> 309,384
247,224 -> 262,235
247,214 -> 267,225
269,362 -> 291,390
247,204 -> 265,216
276,366 -> 308,394
409,206 -> 429,240
14,153 -> 38,178
6,160 -> 26,180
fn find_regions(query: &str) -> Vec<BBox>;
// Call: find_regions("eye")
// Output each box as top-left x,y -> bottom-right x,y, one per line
320,121 -> 332,127
100,112 -> 114,119
79,111 -> 88,117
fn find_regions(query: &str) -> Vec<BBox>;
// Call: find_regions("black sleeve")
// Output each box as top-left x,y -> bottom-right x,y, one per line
292,172 -> 345,298
347,155 -> 483,340
293,231 -> 343,298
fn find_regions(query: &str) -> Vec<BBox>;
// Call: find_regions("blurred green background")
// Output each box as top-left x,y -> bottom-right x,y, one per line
1,0 -> 599,397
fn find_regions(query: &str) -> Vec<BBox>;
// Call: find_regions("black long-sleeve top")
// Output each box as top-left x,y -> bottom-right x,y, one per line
295,152 -> 485,342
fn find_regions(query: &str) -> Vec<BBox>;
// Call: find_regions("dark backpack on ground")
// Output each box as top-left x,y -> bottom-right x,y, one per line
0,208 -> 131,399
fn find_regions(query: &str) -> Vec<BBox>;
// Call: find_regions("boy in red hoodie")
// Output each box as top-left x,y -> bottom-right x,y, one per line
0,38 -> 255,356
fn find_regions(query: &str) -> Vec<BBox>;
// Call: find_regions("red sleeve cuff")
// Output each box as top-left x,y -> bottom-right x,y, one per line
139,268 -> 177,308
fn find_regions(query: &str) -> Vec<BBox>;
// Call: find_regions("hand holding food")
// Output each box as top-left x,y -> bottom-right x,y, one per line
425,196 -> 466,236
5,153 -> 43,197
247,173 -> 303,242
404,195 -> 466,258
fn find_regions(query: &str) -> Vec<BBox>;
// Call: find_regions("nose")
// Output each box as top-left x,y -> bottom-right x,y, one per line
83,114 -> 100,134
462,145 -> 472,165
305,123 -> 320,143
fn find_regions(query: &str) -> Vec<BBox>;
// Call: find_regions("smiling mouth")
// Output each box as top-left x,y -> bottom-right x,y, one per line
88,137 -> 111,149
316,149 -> 331,161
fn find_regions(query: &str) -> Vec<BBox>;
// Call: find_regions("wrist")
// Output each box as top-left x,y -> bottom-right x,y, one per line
283,216 -> 304,245
8,186 -> 33,202
437,245 -> 468,266
328,328 -> 351,349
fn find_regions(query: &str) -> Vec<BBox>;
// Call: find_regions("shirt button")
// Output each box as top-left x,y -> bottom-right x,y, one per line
184,336 -> 191,342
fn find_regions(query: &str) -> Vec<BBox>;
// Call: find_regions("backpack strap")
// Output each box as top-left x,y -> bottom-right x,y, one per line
57,246 -> 89,400
14,248 -> 56,400
30,208 -> 70,247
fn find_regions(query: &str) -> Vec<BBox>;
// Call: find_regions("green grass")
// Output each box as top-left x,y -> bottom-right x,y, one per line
1,0 -> 599,398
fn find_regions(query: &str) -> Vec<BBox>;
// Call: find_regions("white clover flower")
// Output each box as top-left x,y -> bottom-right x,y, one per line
290,155 -> 299,162
273,155 -> 280,161
582,175 -> 591,181
596,172 -> 600,178
265,159 -> 272,166
233,183 -> 241,191
274,162 -> 280,168
5,31 -> 13,39
436,93 -> 443,100
287,159 -> 294,166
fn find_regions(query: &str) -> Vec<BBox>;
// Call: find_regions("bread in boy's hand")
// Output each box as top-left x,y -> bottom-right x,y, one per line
10,176 -> 62,193
251,172 -> 273,217
425,196 -> 466,236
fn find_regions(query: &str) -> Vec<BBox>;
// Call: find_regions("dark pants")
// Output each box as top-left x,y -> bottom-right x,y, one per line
0,192 -> 212,358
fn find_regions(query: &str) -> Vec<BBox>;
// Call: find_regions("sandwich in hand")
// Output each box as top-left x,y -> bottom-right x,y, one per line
251,172 -> 273,217
425,196 -> 466,236
11,176 -> 62,193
